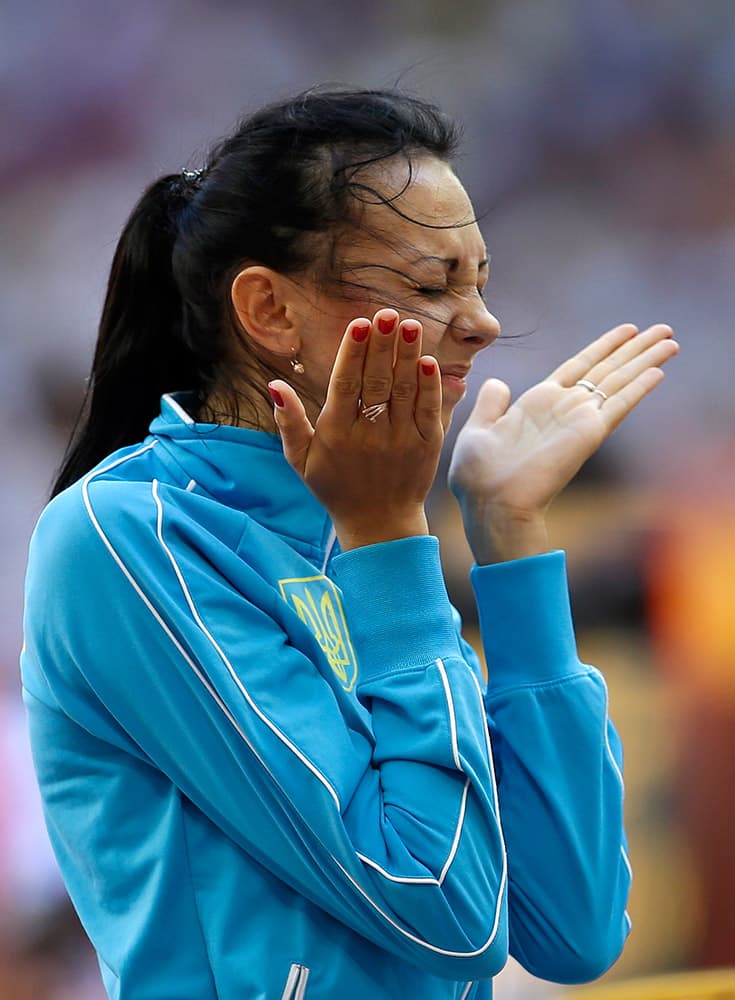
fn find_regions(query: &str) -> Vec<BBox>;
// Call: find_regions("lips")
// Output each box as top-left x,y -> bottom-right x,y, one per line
439,364 -> 470,398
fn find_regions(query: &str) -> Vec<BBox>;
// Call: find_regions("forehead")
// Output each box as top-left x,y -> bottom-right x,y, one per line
344,156 -> 485,261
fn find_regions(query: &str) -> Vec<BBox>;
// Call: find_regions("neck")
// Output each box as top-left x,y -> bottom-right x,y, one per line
199,382 -> 325,434
198,388 -> 277,432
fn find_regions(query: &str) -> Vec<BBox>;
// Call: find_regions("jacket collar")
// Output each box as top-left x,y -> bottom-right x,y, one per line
148,393 -> 335,560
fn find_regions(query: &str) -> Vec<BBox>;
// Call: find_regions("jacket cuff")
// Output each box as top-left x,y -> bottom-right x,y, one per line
471,550 -> 583,691
330,536 -> 462,681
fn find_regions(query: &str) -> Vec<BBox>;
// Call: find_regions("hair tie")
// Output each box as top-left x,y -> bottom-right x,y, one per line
179,168 -> 207,198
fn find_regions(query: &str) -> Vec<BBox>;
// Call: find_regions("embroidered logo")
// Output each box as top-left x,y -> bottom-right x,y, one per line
278,575 -> 358,691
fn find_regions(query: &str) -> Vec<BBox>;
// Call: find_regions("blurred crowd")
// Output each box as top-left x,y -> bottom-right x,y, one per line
2,0 -> 734,996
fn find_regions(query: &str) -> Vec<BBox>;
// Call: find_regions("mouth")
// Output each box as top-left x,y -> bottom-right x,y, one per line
439,364 -> 471,397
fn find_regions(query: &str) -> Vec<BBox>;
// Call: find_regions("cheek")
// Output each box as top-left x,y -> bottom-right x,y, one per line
419,327 -> 450,366
314,306 -> 356,350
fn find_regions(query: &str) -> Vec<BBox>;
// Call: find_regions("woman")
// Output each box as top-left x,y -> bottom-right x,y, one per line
21,89 -> 677,999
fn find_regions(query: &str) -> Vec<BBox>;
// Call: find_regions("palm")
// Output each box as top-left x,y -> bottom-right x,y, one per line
452,381 -> 608,511
449,322 -> 679,516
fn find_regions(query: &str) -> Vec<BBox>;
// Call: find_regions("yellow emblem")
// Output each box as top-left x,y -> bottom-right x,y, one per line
278,575 -> 358,691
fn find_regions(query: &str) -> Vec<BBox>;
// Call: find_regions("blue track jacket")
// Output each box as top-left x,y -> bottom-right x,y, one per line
21,393 -> 631,999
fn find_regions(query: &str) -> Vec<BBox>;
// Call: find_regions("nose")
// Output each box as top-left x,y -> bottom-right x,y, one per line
450,296 -> 500,352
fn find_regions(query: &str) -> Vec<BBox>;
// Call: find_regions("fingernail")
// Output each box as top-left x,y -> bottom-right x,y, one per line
378,314 -> 396,335
267,384 -> 285,407
352,321 -> 371,342
420,361 -> 436,376
402,322 -> 420,343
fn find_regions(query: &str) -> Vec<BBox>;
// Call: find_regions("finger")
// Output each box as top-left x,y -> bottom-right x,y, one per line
583,324 -> 674,387
597,368 -> 666,433
464,377 -> 512,427
390,318 -> 422,417
550,324 -> 638,387
360,308 -> 399,407
593,336 -> 679,397
321,317 -> 372,425
269,380 -> 315,477
414,356 -> 443,442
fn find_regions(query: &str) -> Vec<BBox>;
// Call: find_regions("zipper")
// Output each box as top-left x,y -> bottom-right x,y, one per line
280,963 -> 310,1000
320,523 -> 337,574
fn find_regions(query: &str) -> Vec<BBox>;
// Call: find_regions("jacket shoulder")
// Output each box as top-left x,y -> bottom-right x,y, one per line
32,472 -> 156,563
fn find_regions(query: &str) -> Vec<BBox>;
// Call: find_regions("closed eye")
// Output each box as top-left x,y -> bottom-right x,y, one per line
415,286 -> 447,298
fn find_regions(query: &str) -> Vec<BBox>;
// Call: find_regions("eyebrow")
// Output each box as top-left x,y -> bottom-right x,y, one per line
412,255 -> 490,271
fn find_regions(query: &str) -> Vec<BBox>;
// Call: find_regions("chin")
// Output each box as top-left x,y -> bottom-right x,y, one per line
440,403 -> 457,433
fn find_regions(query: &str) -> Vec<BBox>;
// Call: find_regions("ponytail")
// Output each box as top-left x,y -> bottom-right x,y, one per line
51,175 -> 202,498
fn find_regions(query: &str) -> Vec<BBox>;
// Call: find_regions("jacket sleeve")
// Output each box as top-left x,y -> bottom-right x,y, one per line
470,552 -> 632,984
21,478 -> 508,982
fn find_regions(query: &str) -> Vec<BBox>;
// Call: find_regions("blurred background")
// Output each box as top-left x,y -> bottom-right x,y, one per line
2,0 -> 734,996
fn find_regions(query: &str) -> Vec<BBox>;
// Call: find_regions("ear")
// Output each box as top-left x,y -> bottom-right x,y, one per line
230,266 -> 300,357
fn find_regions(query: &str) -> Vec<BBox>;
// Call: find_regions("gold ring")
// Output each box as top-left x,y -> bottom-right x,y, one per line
360,401 -> 389,422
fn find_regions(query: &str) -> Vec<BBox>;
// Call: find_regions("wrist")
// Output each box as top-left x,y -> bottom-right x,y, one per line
334,508 -> 429,552
459,499 -> 550,565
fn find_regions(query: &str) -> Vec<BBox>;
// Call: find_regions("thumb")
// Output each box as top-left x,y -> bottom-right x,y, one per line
466,378 -> 512,426
268,380 -> 314,477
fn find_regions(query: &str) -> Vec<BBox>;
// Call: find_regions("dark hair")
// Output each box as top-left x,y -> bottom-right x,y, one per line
51,88 -> 460,498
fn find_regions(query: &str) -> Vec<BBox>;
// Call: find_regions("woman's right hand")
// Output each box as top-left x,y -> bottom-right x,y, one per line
268,308 -> 444,551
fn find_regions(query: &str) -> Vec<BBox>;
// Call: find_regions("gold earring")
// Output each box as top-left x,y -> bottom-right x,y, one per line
290,350 -> 305,375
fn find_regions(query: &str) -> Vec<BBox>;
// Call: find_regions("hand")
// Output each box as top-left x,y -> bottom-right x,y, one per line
448,323 -> 680,563
269,309 -> 444,551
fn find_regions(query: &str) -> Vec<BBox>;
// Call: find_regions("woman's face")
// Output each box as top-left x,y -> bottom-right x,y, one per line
294,156 -> 500,430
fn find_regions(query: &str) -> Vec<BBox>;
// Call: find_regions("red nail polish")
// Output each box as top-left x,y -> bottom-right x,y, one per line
420,361 -> 436,376
352,321 -> 370,342
402,322 -> 420,343
268,384 -> 285,407
378,314 -> 396,335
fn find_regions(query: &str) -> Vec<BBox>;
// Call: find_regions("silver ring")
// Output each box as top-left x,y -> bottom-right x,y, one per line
575,378 -> 608,403
360,401 -> 389,422
575,378 -> 598,393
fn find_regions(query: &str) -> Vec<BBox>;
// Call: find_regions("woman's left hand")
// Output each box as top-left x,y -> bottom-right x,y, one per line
448,322 -> 679,563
